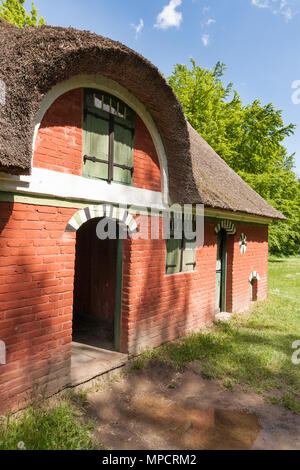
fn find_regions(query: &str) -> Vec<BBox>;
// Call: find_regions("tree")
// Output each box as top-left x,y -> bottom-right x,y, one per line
0,0 -> 45,27
168,59 -> 300,255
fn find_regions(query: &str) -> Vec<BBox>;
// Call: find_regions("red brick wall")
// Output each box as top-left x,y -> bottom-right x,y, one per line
34,89 -> 83,175
229,224 -> 268,312
121,219 -> 269,354
121,219 -> 217,354
133,116 -> 161,192
33,90 -> 162,192
0,202 -> 77,413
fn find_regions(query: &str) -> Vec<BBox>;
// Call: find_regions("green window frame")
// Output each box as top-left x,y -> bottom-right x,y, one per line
165,216 -> 197,275
83,89 -> 135,185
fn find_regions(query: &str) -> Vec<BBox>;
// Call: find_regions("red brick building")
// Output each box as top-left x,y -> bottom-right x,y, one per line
0,21 -> 285,413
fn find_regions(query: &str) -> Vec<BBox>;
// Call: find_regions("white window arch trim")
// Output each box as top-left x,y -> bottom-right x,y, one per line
249,271 -> 260,283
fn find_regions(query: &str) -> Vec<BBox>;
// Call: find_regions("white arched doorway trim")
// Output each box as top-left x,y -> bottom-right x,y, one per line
33,74 -> 170,205
65,204 -> 138,234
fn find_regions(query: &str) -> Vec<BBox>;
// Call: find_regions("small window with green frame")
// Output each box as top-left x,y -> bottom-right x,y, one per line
165,215 -> 197,275
83,89 -> 135,185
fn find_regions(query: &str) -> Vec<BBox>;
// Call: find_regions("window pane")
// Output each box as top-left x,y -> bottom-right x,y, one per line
114,124 -> 134,185
182,237 -> 196,273
83,89 -> 136,184
83,113 -> 109,180
166,238 -> 181,274
115,110 -> 135,129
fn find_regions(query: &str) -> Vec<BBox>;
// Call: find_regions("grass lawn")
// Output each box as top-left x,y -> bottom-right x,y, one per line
0,392 -> 96,450
134,257 -> 300,413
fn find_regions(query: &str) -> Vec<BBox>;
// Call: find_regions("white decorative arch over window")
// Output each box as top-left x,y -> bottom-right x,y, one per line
65,204 -> 138,234
0,340 -> 6,365
249,271 -> 260,283
215,220 -> 236,236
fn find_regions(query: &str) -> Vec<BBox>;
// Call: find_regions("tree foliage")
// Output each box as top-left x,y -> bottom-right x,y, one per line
168,60 -> 300,255
0,0 -> 44,27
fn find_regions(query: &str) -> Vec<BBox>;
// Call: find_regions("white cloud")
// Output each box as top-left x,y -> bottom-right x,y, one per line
154,0 -> 183,30
205,18 -> 216,26
131,18 -> 144,39
252,0 -> 270,8
202,34 -> 210,47
279,6 -> 293,21
251,0 -> 297,22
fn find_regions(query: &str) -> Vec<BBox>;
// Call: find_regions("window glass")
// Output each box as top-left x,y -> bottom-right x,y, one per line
165,215 -> 197,275
83,89 -> 135,184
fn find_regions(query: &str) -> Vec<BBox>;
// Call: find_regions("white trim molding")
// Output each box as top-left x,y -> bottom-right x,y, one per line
33,74 -> 170,205
0,167 -> 167,212
205,208 -> 271,225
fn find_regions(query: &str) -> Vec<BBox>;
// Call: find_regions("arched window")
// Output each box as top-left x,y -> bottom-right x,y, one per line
83,89 -> 135,185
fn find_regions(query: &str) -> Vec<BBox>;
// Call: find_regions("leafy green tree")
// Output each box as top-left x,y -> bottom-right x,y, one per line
0,0 -> 45,27
168,59 -> 299,255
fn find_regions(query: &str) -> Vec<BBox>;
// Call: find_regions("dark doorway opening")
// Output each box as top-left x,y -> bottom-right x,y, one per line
215,229 -> 227,314
72,218 -> 119,352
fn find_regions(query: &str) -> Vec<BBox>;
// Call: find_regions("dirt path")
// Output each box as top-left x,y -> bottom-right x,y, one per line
85,362 -> 300,450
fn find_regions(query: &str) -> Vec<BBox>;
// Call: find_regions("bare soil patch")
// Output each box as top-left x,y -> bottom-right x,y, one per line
85,362 -> 300,450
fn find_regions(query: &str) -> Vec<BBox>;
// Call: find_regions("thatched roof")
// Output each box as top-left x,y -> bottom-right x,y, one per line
188,124 -> 285,219
0,19 -> 285,220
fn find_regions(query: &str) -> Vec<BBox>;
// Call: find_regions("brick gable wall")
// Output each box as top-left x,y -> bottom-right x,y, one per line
34,89 -> 83,176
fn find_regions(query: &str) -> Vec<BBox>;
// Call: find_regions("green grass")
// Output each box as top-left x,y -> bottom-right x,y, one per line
139,257 -> 300,413
0,392 -> 97,450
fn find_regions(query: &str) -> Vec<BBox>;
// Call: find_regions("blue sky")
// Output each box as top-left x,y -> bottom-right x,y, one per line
34,0 -> 300,175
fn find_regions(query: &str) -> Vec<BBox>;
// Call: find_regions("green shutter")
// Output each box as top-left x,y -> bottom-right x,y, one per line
113,123 -> 134,185
182,237 -> 196,272
83,89 -> 136,184
83,110 -> 109,180
166,238 -> 181,274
